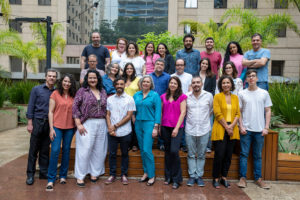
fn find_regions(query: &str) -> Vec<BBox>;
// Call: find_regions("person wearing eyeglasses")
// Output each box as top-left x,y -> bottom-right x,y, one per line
80,54 -> 105,85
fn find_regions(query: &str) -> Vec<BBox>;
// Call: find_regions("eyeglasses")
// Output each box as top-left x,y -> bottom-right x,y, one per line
118,43 -> 126,45
247,75 -> 256,78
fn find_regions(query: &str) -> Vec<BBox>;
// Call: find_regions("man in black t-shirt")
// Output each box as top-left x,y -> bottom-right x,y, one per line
80,31 -> 110,71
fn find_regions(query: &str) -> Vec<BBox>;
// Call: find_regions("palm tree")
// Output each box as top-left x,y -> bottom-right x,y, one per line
0,0 -> 11,23
30,23 -> 66,64
180,7 -> 300,52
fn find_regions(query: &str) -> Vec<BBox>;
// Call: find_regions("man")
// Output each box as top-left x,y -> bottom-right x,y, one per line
171,59 -> 192,94
150,58 -> 170,151
26,69 -> 57,185
200,37 -> 222,78
176,34 -> 201,76
237,69 -> 272,189
185,76 -> 213,187
80,31 -> 110,71
171,58 -> 192,152
80,54 -> 105,85
105,77 -> 136,185
242,33 -> 271,91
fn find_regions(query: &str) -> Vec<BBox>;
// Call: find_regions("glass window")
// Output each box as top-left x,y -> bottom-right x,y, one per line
38,60 -> 46,73
9,0 -> 21,4
244,0 -> 257,9
271,60 -> 284,76
214,0 -> 227,8
38,0 -> 51,6
9,20 -> 22,33
67,57 -> 80,64
185,0 -> 197,8
274,0 -> 288,9
10,56 -> 22,72
276,27 -> 286,37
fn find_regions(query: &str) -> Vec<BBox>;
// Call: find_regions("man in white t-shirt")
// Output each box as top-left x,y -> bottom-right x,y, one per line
237,69 -> 272,189
171,59 -> 192,94
171,58 -> 192,152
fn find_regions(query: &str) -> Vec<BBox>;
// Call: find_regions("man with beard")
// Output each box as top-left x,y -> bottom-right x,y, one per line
185,76 -> 213,187
80,32 -> 111,71
26,69 -> 57,185
176,34 -> 201,76
105,77 -> 136,185
200,37 -> 222,78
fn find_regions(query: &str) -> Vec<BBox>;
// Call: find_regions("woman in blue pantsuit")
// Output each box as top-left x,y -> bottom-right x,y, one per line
133,75 -> 161,186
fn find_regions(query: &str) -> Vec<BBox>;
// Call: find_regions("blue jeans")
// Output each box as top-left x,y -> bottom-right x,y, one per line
245,81 -> 268,91
185,132 -> 210,178
47,127 -> 75,182
239,130 -> 264,181
206,115 -> 214,150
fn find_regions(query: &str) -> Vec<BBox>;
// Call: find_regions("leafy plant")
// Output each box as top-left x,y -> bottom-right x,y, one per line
0,81 -> 8,108
137,31 -> 183,56
270,114 -> 285,128
277,129 -> 289,153
7,81 -> 39,104
269,83 -> 300,124
287,129 -> 300,151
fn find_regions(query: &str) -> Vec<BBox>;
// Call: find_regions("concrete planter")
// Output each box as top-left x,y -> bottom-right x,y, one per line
0,107 -> 18,132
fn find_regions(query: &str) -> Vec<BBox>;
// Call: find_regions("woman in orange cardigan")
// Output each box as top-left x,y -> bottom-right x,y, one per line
211,75 -> 240,189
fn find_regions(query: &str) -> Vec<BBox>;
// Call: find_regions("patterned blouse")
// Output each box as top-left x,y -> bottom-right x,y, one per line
72,87 -> 107,124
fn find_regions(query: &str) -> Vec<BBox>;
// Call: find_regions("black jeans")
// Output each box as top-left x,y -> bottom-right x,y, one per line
108,133 -> 131,176
161,126 -> 183,183
129,121 -> 138,149
212,131 -> 236,179
26,118 -> 50,178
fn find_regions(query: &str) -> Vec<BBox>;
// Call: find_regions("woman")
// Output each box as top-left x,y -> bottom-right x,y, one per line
143,42 -> 160,74
46,74 -> 77,191
133,75 -> 161,186
211,75 -> 240,189
199,58 -> 216,96
102,63 -> 120,96
72,69 -> 108,187
221,61 -> 243,95
157,43 -> 175,74
111,38 -> 128,65
199,58 -> 216,152
120,41 -> 146,77
160,76 -> 187,189
122,62 -> 140,151
222,41 -> 246,81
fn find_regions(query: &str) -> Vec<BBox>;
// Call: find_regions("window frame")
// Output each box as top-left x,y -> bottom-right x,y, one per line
214,0 -> 227,9
38,0 -> 51,6
184,0 -> 198,9
244,0 -> 258,9
271,60 -> 285,76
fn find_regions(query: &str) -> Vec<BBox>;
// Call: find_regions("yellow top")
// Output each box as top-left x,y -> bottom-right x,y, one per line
124,77 -> 140,97
226,104 -> 232,122
211,92 -> 240,141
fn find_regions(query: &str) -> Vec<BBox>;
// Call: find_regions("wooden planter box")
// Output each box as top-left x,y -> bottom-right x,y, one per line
0,107 -> 18,132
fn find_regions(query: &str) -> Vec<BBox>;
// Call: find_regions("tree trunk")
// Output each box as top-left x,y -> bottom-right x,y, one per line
23,62 -> 27,82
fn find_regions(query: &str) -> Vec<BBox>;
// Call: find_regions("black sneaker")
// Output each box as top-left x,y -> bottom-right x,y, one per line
181,146 -> 188,152
186,177 -> 195,186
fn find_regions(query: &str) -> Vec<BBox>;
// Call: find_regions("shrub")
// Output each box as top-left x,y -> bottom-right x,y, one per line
7,81 -> 39,104
0,81 -> 7,108
269,83 -> 300,124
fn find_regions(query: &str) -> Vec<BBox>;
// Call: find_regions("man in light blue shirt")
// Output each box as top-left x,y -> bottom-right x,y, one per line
176,34 -> 201,76
242,33 -> 271,91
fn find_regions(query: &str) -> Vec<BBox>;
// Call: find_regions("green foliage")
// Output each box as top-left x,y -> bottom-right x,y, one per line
269,83 -> 300,124
278,128 -> 300,155
0,0 -> 11,23
270,114 -> 285,128
0,81 -> 7,108
136,31 -> 183,56
7,81 -> 39,104
180,7 -> 300,52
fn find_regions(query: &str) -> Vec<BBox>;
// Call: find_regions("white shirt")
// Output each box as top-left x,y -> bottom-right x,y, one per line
185,90 -> 213,136
107,92 -> 136,137
120,56 -> 145,78
238,87 -> 272,132
111,50 -> 126,65
171,72 -> 192,94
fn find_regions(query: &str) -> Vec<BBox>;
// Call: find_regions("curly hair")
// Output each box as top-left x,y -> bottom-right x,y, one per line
166,76 -> 183,101
224,41 -> 243,63
56,73 -> 77,98
82,69 -> 103,91
217,75 -> 235,93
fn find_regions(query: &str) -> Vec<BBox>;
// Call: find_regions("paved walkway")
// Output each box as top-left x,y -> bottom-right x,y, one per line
0,126 -> 299,200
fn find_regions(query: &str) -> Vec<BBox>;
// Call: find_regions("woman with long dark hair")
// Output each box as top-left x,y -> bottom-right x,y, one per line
199,58 -> 216,96
156,43 -> 175,74
143,42 -> 160,74
221,61 -> 243,95
46,74 -> 77,191
160,76 -> 187,189
72,69 -> 108,187
222,41 -> 246,80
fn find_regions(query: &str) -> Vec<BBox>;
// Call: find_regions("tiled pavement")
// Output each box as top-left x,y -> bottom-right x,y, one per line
0,126 -> 299,200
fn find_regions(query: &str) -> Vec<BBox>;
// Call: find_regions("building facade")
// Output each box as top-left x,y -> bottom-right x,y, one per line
168,0 -> 300,82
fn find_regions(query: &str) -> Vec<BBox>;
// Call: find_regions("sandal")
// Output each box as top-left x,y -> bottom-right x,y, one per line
60,178 -> 67,184
46,182 -> 54,191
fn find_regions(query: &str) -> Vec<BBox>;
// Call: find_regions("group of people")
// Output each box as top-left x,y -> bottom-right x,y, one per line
25,31 -> 272,191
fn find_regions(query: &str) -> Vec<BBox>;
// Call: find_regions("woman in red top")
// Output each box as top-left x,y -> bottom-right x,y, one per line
46,74 -> 77,191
